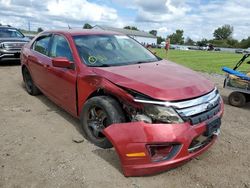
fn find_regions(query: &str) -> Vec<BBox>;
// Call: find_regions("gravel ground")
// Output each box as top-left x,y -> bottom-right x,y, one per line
0,63 -> 250,188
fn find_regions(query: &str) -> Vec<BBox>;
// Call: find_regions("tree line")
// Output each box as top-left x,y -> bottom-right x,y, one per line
84,23 -> 248,49
157,25 -> 250,49
83,23 -> 249,49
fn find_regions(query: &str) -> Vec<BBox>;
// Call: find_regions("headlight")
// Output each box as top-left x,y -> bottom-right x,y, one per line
144,104 -> 184,124
0,43 -> 4,48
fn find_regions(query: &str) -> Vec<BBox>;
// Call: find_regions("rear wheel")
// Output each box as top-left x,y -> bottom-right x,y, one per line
22,67 -> 41,95
81,96 -> 125,149
228,92 -> 246,107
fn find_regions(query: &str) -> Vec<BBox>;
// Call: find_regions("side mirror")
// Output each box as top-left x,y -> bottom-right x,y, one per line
247,61 -> 250,64
52,57 -> 74,69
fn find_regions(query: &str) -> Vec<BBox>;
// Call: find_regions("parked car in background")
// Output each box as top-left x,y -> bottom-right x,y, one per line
214,48 -> 221,51
21,29 -> 224,177
0,25 -> 30,62
235,49 -> 244,54
207,44 -> 214,51
24,34 -> 37,40
169,45 -> 176,49
199,46 -> 209,50
146,44 -> 157,48
175,46 -> 189,50
243,47 -> 250,54
160,41 -> 166,49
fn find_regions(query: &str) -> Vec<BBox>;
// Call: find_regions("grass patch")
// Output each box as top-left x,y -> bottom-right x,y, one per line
154,49 -> 249,74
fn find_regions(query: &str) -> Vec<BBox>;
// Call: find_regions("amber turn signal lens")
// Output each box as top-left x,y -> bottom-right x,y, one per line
126,152 -> 146,157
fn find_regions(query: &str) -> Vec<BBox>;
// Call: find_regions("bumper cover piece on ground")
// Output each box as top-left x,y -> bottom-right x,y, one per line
103,103 -> 224,176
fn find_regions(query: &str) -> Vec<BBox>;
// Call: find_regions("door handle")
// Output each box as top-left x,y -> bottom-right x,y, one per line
28,55 -> 37,62
43,64 -> 50,68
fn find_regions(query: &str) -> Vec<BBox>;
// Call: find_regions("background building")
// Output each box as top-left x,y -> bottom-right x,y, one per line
93,25 -> 157,46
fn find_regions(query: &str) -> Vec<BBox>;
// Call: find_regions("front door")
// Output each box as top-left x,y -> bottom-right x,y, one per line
45,34 -> 77,116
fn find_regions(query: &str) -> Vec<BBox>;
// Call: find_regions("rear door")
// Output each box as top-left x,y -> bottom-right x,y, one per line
28,34 -> 52,91
45,34 -> 77,116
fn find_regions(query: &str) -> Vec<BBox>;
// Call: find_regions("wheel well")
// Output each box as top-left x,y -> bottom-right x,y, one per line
21,65 -> 28,74
86,89 -> 130,120
87,89 -> 122,106
87,89 -> 105,99
21,65 -> 28,81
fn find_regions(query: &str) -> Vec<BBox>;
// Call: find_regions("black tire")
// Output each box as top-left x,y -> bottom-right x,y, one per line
228,92 -> 246,107
22,67 -> 41,95
246,94 -> 250,102
80,96 -> 125,149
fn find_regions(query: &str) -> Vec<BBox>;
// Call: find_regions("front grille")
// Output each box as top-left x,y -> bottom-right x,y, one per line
2,42 -> 26,51
183,104 -> 221,125
175,89 -> 221,125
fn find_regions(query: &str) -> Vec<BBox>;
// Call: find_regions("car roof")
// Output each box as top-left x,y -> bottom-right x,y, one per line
0,26 -> 17,29
44,29 -> 123,36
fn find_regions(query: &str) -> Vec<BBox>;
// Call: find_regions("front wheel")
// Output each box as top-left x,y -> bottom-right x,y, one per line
81,96 -> 125,149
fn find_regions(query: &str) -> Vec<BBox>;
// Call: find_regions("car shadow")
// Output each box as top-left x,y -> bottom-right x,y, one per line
19,82 -> 124,173
0,60 -> 20,66
92,148 -> 123,173
19,82 -> 84,136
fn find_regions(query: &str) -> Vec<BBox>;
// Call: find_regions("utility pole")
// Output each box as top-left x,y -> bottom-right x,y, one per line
28,20 -> 31,31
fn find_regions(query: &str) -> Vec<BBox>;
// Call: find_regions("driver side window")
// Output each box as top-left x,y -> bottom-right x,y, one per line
50,35 -> 73,61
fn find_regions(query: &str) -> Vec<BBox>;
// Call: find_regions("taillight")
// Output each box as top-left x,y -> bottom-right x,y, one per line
147,144 -> 179,162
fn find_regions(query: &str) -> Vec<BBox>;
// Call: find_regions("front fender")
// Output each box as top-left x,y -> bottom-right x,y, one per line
77,75 -> 140,116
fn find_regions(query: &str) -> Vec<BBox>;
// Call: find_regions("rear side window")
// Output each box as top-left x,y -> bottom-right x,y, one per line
33,36 -> 51,56
50,35 -> 73,61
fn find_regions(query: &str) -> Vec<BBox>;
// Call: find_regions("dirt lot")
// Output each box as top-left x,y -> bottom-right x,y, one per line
0,63 -> 250,188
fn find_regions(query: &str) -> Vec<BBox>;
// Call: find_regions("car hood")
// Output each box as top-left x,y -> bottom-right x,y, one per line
93,60 -> 215,101
0,37 -> 30,43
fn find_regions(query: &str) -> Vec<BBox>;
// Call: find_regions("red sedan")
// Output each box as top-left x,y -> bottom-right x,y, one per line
21,29 -> 224,176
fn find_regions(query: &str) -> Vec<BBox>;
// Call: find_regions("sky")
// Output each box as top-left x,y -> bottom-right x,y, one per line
0,0 -> 249,41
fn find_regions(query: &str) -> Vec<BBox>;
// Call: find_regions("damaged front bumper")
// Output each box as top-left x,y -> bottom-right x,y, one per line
103,103 -> 224,177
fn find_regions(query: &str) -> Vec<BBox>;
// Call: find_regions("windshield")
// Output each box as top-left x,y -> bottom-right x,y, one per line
0,28 -> 24,38
73,34 -> 158,67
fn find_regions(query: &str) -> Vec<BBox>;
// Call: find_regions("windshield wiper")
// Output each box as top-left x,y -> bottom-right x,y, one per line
98,64 -> 110,67
88,63 -> 111,67
133,60 -> 158,64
